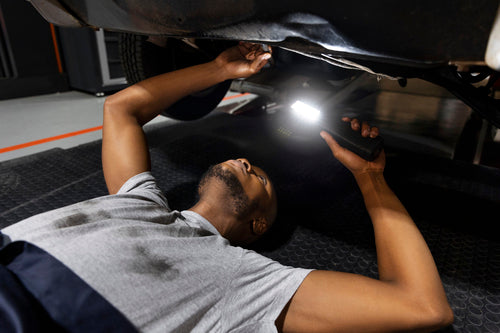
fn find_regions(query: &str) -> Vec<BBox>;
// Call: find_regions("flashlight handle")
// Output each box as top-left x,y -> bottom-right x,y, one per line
322,120 -> 384,161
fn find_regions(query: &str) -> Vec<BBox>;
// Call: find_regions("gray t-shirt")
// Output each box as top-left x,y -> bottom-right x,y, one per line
2,172 -> 312,333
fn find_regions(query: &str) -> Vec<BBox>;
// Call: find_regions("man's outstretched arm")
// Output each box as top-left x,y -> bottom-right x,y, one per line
277,119 -> 453,333
102,43 -> 271,194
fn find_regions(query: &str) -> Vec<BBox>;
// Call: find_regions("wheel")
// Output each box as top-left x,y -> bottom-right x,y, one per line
118,34 -> 233,120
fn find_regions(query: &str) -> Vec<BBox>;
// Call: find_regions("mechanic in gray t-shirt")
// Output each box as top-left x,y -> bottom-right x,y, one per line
3,43 -> 453,332
3,171 -> 311,332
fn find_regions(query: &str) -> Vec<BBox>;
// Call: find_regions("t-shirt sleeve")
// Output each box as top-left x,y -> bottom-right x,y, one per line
223,249 -> 313,332
117,171 -> 169,210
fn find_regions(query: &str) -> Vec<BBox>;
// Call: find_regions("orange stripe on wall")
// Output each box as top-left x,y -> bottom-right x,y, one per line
0,126 -> 103,154
49,23 -> 64,74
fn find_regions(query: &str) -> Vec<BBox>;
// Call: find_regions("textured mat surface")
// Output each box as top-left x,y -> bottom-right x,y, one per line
1,111 -> 499,332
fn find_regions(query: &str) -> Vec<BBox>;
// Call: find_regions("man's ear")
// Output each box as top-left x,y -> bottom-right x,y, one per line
252,217 -> 268,235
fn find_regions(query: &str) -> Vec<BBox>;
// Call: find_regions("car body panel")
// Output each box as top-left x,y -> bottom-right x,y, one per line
30,0 -> 499,68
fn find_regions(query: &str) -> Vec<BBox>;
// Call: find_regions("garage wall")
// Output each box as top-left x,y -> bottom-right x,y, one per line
0,0 -> 68,100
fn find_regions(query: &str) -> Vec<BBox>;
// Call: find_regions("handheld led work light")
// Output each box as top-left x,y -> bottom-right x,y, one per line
290,100 -> 384,161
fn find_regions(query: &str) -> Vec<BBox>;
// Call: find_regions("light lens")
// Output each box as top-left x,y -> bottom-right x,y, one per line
291,101 -> 321,123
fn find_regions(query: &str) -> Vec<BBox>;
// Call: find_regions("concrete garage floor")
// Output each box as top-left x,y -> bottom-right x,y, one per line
1,78 -> 500,332
0,91 -> 107,162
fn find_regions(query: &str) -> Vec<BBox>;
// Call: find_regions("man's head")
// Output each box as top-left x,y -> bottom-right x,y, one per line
196,158 -> 277,245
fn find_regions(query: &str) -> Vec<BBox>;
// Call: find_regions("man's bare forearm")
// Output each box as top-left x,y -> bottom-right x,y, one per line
106,61 -> 228,125
354,172 -> 451,314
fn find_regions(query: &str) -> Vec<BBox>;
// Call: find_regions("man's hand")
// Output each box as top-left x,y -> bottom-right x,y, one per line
320,117 -> 385,176
215,42 -> 272,80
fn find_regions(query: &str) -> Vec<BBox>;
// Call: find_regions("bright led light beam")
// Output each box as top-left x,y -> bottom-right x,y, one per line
291,100 -> 321,123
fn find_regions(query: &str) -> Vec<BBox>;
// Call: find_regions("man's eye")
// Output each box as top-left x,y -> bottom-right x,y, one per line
259,175 -> 267,185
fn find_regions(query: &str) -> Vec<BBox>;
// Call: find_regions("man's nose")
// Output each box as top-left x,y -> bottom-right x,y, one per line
237,158 -> 252,172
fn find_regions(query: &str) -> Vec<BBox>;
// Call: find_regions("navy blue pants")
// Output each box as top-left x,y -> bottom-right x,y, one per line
0,232 -> 138,333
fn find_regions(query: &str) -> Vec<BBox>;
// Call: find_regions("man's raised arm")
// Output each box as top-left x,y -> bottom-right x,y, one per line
101,43 -> 271,194
276,119 -> 454,333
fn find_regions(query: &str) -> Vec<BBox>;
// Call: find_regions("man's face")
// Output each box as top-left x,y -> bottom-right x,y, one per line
198,158 -> 276,223
198,163 -> 256,219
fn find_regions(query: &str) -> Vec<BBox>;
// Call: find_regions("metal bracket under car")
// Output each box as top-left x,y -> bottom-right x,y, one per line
419,66 -> 500,129
298,50 -> 500,129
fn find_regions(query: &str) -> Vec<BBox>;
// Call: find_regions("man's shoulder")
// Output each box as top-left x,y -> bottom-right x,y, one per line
117,171 -> 158,194
117,171 -> 169,209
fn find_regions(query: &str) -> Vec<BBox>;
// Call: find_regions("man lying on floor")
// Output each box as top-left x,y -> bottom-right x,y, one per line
0,43 -> 453,333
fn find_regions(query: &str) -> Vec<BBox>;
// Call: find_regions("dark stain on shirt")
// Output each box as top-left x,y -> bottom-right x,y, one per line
130,245 -> 179,280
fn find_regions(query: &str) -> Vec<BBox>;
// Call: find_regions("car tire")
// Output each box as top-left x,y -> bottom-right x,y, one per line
118,34 -> 232,120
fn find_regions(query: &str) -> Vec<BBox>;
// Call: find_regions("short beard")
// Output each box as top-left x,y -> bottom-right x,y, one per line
198,164 -> 256,218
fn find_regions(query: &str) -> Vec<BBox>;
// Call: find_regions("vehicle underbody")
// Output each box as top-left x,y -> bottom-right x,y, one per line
30,0 -> 500,128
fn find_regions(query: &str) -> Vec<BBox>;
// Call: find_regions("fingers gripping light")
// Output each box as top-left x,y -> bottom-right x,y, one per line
291,101 -> 321,123
288,100 -> 384,161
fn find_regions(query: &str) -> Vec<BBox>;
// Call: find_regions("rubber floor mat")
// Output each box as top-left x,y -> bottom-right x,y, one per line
1,111 -> 499,332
